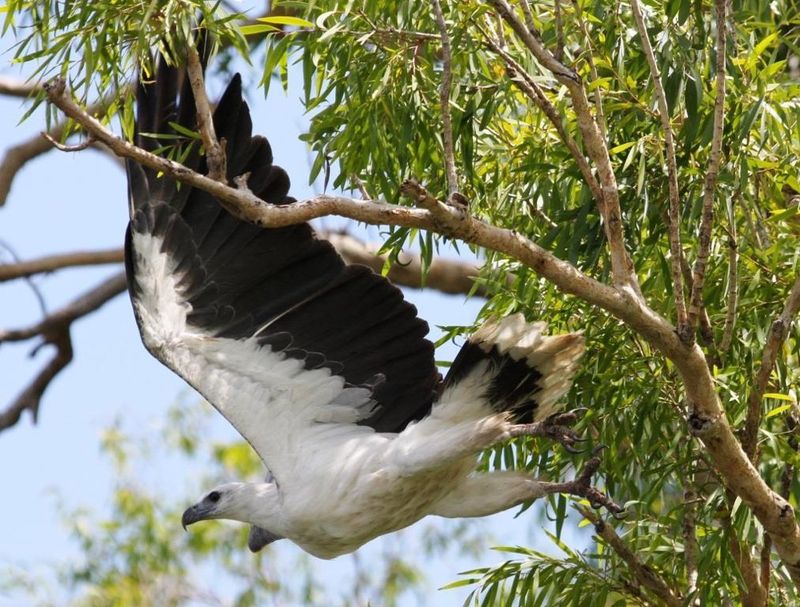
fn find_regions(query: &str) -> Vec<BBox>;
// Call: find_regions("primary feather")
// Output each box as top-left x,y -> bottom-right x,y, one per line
125,58 -> 585,558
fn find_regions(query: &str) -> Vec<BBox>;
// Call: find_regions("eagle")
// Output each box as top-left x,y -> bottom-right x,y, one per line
124,58 -> 591,558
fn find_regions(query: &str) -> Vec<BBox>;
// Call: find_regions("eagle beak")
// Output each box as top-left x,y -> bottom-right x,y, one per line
181,503 -> 209,530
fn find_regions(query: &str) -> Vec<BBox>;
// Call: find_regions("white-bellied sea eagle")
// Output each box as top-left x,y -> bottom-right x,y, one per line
124,58 -> 604,559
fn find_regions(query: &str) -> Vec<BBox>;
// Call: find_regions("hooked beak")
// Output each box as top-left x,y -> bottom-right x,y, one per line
181,502 -> 212,531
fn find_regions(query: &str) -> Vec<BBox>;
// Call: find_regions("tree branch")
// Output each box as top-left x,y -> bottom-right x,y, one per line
475,23 -> 603,204
742,274 -> 800,461
41,74 -> 800,584
0,271 -> 126,432
688,0 -> 727,332
0,86 -> 126,206
324,232 -> 486,296
431,0 -> 459,200
630,0 -> 689,341
0,248 -> 124,282
720,193 -> 740,357
487,0 -> 639,293
186,46 -> 227,183
0,75 -> 39,98
577,506 -> 682,607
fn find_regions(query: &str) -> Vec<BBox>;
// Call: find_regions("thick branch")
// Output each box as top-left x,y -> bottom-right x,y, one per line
688,0 -> 727,331
742,275 -> 800,461
0,272 -> 126,432
630,0 -> 688,340
43,75 -> 800,582
0,248 -> 123,282
577,506 -> 682,607
431,0 -> 459,199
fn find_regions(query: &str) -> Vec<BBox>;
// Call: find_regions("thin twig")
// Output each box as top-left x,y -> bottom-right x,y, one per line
742,274 -> 800,461
630,0 -> 689,341
476,22 -> 603,204
186,46 -> 227,182
488,0 -> 639,294
0,248 -> 124,282
553,0 -> 565,62
684,481 -> 699,599
688,0 -> 728,332
720,192 -> 740,357
0,239 -> 48,317
431,0 -> 459,200
577,506 -> 682,607
42,131 -> 95,152
0,272 -> 127,432
574,5 -> 607,139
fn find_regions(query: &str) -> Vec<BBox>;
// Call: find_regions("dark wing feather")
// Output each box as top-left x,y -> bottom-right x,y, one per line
126,59 -> 439,433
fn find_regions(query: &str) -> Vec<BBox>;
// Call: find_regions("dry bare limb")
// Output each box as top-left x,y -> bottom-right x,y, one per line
41,72 -> 800,584
0,248 -> 124,282
577,505 -> 682,607
0,75 -> 39,98
630,0 -> 689,341
0,271 -> 127,432
0,86 -> 127,206
431,0 -> 459,200
487,0 -> 639,294
742,274 -> 800,461
688,0 -> 728,332
325,232 -> 486,296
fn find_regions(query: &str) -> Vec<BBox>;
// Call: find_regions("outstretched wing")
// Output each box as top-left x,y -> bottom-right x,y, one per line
124,59 -> 440,481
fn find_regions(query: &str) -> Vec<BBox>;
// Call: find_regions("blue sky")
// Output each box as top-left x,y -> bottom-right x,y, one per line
0,34 -> 590,607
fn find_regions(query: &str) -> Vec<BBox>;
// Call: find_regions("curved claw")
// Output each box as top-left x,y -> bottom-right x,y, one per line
591,444 -> 608,457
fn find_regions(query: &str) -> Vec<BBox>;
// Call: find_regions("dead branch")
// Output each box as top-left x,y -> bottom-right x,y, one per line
742,274 -> 800,461
630,0 -> 689,341
0,248 -> 123,282
431,0 -> 459,200
0,75 -> 40,97
577,505 -> 682,607
0,271 -> 126,432
688,0 -> 728,332
41,73 -> 800,584
324,232 -> 485,296
0,86 -> 126,206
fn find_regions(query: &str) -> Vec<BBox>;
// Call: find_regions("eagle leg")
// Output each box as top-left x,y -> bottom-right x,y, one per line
506,407 -> 589,453
536,447 -> 625,516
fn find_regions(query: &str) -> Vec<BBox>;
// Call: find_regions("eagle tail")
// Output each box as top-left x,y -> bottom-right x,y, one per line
440,314 -> 584,424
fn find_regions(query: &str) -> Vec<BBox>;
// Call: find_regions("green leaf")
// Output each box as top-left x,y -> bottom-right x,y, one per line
256,15 -> 314,28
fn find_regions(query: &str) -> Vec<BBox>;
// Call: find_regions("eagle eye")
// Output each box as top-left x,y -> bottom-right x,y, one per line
208,491 -> 221,503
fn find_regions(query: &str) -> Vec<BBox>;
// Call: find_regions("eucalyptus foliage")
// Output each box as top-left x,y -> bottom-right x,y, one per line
2,0 -> 800,604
